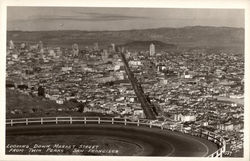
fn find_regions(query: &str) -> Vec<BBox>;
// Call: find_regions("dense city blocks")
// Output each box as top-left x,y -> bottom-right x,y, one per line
6,35 -> 244,156
5,7 -> 244,157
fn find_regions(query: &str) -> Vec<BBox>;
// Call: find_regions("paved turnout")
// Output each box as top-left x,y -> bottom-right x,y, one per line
6,124 -> 218,156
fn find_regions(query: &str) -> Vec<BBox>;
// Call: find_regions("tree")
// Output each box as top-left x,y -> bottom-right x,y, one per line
17,84 -> 28,90
77,103 -> 86,113
38,86 -> 45,97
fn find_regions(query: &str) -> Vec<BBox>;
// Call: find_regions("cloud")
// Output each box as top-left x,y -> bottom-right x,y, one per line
9,11 -> 150,23
73,11 -> 149,21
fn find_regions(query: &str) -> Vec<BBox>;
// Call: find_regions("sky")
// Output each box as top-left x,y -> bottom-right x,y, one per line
7,7 -> 244,31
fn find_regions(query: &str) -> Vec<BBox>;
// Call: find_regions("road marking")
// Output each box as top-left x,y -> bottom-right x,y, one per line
165,141 -> 176,156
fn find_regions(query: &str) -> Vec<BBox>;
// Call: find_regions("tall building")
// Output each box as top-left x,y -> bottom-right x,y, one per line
20,42 -> 26,49
111,43 -> 115,51
93,42 -> 99,51
101,49 -> 109,61
72,43 -> 79,57
38,41 -> 44,53
149,43 -> 155,56
9,40 -> 15,50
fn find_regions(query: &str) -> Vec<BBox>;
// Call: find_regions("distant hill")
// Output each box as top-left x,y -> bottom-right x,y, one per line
122,40 -> 177,52
7,26 -> 244,50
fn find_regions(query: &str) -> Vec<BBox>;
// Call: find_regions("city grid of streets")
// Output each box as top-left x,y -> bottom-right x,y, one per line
6,40 -> 244,157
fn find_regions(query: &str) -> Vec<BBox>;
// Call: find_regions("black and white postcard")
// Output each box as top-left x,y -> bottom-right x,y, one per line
0,0 -> 249,161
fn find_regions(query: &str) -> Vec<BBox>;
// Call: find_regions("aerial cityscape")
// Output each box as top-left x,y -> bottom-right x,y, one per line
5,7 -> 244,157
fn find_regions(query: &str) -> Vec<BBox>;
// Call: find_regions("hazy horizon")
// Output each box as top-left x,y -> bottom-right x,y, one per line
7,7 -> 244,31
7,25 -> 244,32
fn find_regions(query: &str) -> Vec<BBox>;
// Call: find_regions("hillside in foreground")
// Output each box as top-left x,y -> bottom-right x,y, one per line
6,89 -> 113,119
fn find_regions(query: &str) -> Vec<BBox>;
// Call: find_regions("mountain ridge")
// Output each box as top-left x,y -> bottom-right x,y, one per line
7,26 -> 244,32
7,26 -> 244,50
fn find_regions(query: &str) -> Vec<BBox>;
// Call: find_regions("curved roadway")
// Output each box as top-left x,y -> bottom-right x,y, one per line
6,124 -> 218,156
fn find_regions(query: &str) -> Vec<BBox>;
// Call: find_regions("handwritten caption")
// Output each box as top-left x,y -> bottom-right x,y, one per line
6,144 -> 119,155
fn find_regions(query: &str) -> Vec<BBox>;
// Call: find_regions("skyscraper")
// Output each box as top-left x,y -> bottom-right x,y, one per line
9,40 -> 15,50
111,43 -> 115,51
149,43 -> 155,56
38,41 -> 44,53
72,43 -> 79,57
101,49 -> 109,61
93,42 -> 99,51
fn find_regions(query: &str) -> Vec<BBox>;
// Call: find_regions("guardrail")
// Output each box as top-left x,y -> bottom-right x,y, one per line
6,116 -> 226,157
